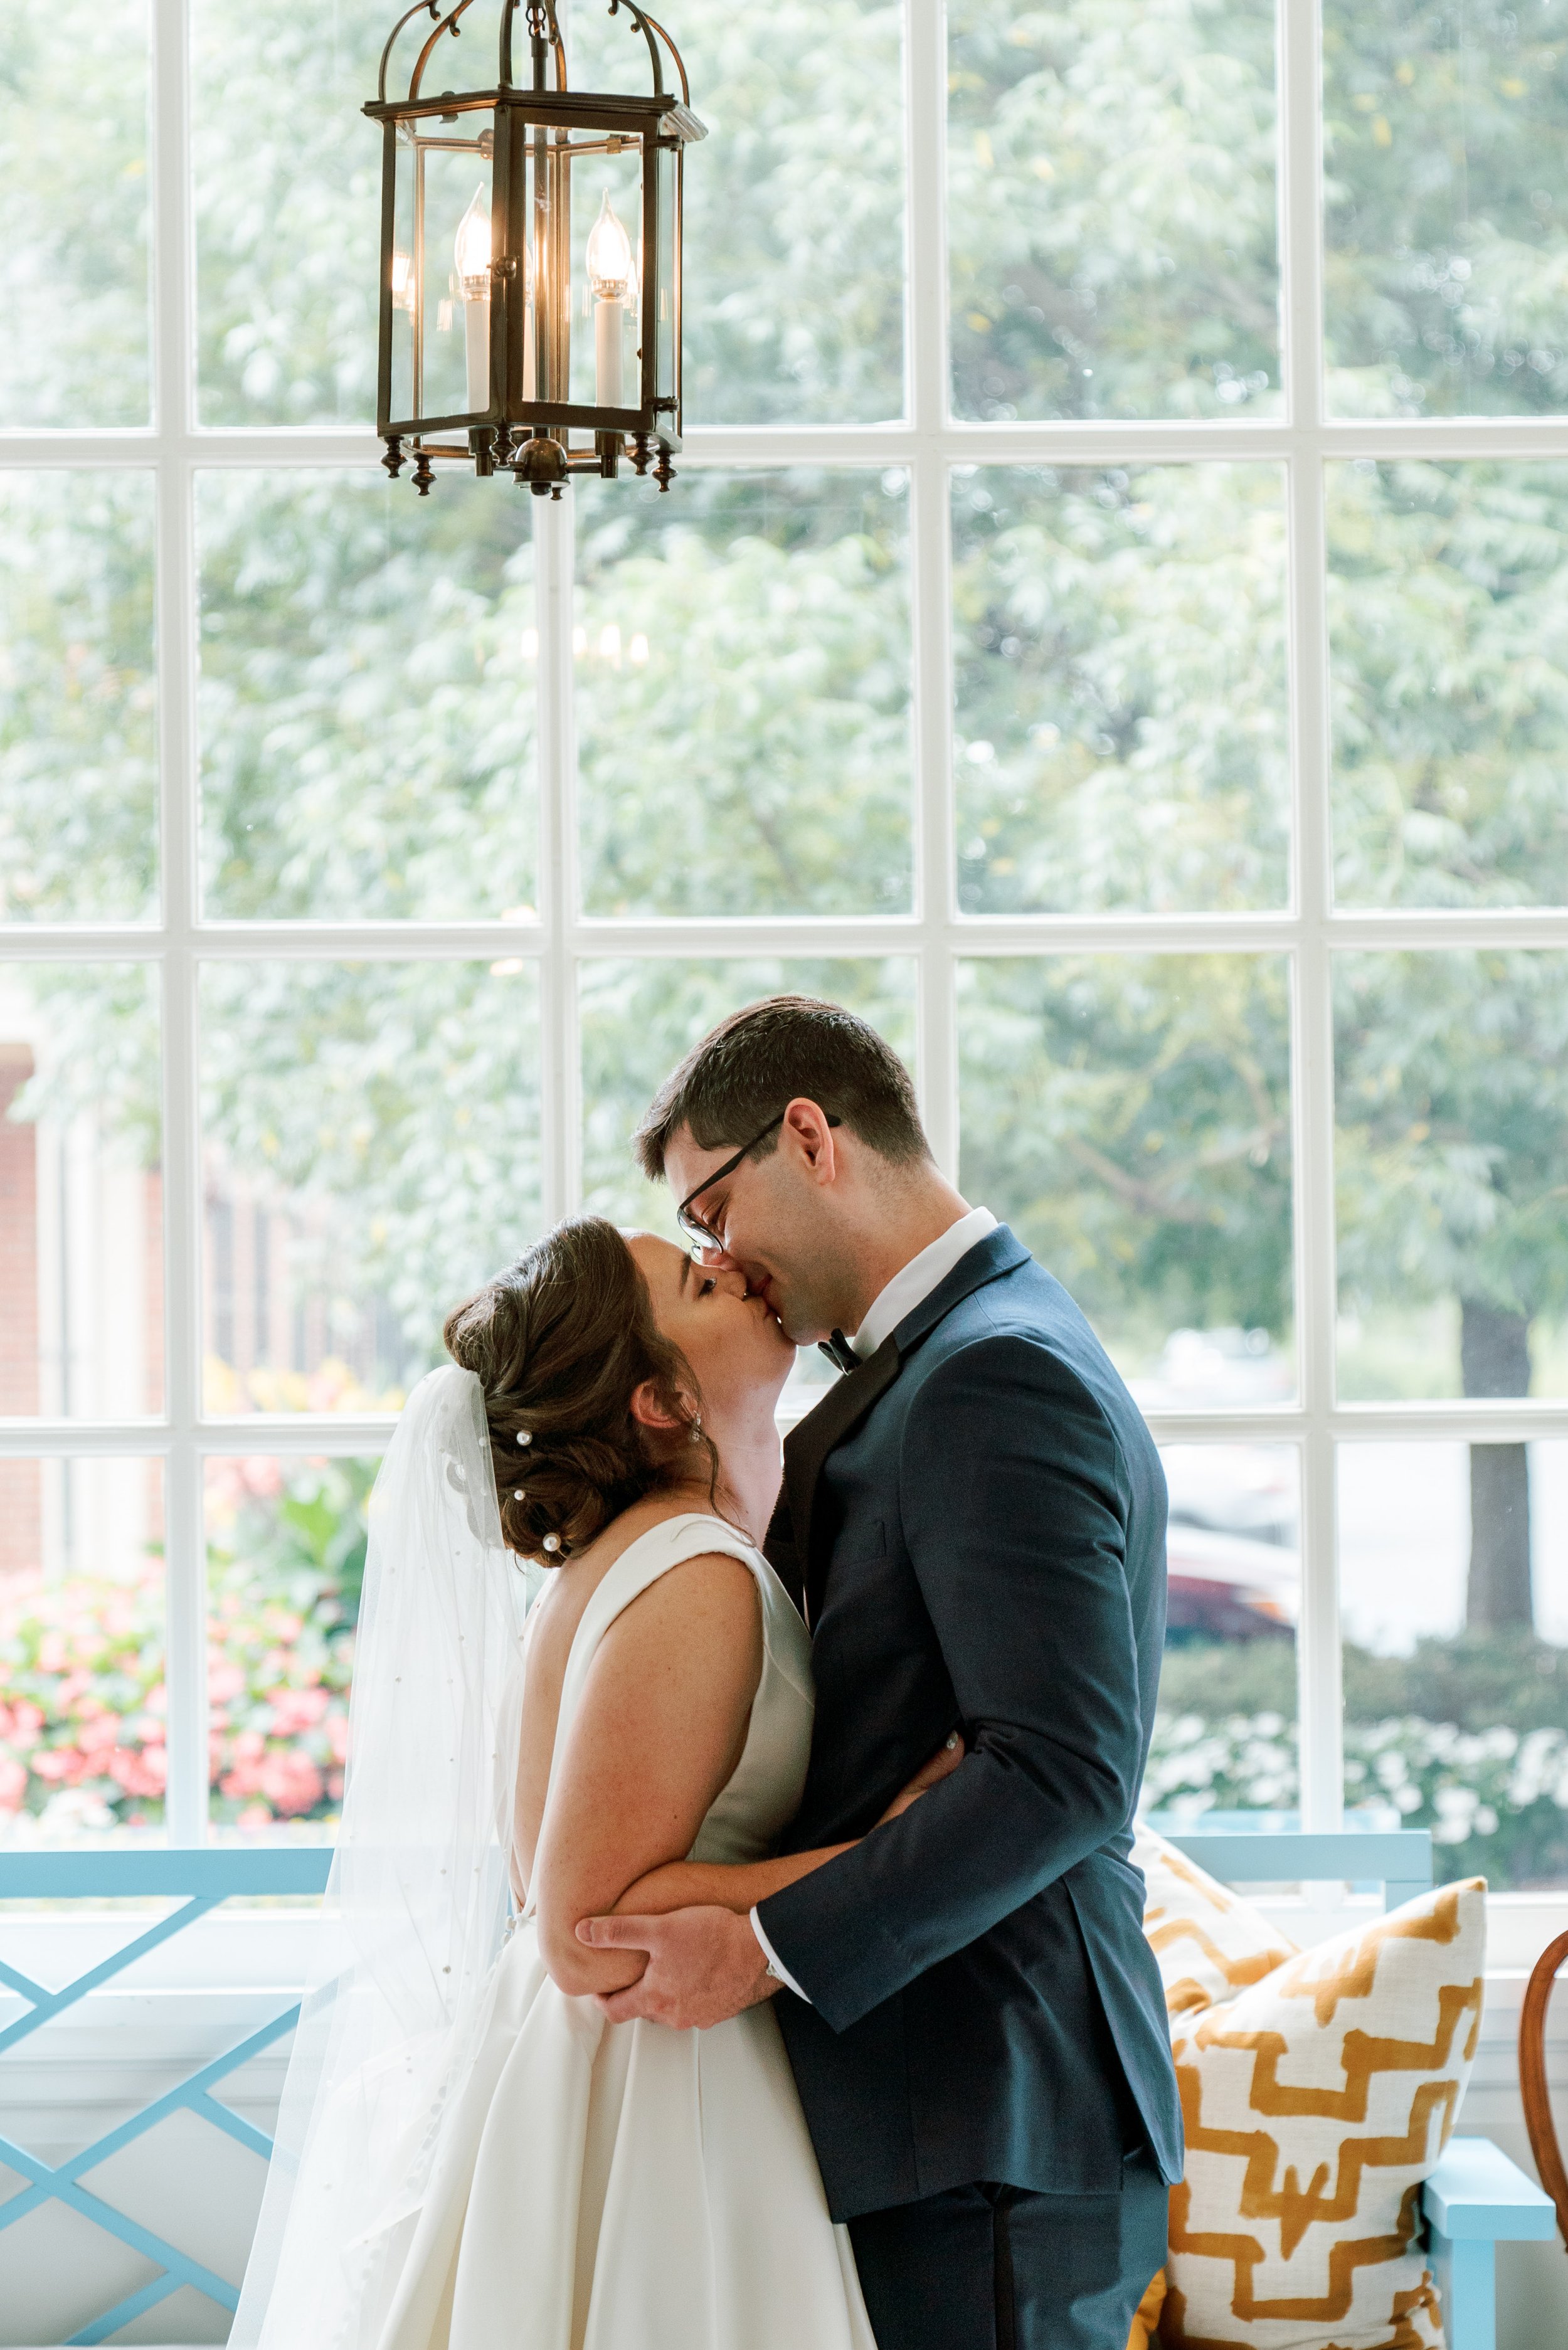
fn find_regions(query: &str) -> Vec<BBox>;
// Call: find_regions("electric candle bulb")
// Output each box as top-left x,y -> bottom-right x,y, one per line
586,190 -> 632,296
587,190 -> 632,408
454,186 -> 492,292
454,184 -> 492,411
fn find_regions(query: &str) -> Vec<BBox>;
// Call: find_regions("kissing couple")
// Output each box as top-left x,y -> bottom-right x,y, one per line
234,995 -> 1182,2350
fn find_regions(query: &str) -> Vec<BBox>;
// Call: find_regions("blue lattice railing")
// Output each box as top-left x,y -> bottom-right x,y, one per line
0,1848 -> 332,2346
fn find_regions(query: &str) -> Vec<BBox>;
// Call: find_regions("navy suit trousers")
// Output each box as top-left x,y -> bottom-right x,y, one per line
847,2153 -> 1168,2350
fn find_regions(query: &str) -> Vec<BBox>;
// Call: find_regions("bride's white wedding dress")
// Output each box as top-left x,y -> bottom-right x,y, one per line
234,1373 -> 871,2350
368,1512 -> 872,2350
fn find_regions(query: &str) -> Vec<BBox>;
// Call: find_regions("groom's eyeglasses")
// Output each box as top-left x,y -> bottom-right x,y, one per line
675,1109 -> 840,1257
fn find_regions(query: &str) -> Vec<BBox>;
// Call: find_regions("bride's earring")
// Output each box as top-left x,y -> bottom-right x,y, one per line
689,1413 -> 703,1443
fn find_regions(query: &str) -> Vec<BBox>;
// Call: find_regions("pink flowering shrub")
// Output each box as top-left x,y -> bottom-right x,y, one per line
0,1459 -> 373,1836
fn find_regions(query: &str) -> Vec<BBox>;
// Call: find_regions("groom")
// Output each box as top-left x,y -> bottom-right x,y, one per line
581,997 -> 1182,2349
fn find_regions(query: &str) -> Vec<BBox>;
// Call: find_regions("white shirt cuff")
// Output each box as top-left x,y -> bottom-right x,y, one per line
750,1907 -> 812,2003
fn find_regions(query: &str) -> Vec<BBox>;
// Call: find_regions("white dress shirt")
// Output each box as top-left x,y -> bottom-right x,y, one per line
751,1204 -> 998,1999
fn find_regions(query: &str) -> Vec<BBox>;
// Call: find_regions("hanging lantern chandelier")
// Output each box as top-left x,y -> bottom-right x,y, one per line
365,0 -> 704,496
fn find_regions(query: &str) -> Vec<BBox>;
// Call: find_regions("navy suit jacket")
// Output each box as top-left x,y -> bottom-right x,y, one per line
756,1225 -> 1183,2221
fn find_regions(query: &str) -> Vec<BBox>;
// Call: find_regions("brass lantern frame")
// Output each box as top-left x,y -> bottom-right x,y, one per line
364,0 -> 704,494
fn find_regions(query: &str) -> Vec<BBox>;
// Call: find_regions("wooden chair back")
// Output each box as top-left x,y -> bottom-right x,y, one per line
1519,1926 -> 1568,2252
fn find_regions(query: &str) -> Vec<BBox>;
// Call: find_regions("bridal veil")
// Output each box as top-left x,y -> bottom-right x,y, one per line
231,1364 -> 534,2350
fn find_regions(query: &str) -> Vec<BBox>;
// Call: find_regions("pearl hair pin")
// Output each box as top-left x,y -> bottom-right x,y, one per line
543,1533 -> 561,1553
513,1489 -> 526,1501
516,1430 -> 532,1448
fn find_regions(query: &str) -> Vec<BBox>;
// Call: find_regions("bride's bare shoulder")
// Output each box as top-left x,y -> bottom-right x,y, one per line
526,1496 -> 755,1672
512,1501 -> 762,1905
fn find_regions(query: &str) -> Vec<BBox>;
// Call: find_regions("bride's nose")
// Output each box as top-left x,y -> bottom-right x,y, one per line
714,1266 -> 751,1299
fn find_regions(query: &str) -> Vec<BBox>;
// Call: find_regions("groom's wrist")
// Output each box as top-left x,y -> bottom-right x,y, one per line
749,1906 -> 811,2003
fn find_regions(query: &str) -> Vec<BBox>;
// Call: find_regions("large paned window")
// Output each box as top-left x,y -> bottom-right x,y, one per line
3,0 -> 1568,1904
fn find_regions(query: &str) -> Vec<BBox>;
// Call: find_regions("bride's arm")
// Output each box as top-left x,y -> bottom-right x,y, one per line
610,1848 -> 852,1919
611,1735 -> 965,1920
529,1552 -> 765,1998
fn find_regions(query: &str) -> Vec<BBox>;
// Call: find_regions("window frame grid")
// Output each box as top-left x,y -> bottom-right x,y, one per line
0,0 -> 1567,1855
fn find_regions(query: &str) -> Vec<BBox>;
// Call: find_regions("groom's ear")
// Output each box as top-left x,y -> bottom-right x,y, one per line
780,1098 -> 841,1186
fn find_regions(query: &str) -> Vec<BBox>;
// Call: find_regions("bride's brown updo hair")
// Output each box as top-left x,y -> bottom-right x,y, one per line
443,1216 -> 718,1566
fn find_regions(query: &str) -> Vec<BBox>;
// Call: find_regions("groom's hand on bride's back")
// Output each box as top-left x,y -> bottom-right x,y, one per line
576,1906 -> 778,2030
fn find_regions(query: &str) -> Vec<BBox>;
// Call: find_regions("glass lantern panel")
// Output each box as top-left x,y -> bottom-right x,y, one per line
516,124 -> 576,411
654,141 -> 678,410
565,134 -> 645,414
389,125 -> 416,427
397,109 -> 495,426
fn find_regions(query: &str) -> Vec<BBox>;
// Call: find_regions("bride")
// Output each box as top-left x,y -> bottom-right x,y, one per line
233,1215 -> 957,2350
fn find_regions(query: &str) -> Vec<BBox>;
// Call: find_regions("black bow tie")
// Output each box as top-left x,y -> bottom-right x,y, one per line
818,1328 -> 860,1375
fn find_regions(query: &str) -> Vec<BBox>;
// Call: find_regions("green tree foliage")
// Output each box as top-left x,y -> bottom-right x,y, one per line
198,473 -> 539,919
192,0 -> 383,423
0,0 -> 150,427
948,0 -> 1280,420
1335,951 -> 1568,1338
199,960 -> 544,1366
4,0 -> 1567,1598
958,956 -> 1293,1364
1323,0 -> 1568,415
1328,460 -> 1568,907
951,463 -> 1289,912
575,475 -> 912,916
0,475 -> 157,923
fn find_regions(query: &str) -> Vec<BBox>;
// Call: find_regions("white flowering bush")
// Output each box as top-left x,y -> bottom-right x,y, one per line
1147,1708 -> 1568,1889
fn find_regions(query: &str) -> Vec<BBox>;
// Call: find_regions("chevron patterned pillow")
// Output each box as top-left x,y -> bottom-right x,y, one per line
1133,1823 -> 1302,2020
1159,1878 -> 1486,2350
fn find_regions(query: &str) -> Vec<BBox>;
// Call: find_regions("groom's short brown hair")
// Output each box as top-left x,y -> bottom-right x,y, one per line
635,996 -> 930,1180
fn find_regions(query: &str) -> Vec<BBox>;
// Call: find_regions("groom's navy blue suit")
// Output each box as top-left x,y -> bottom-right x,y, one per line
758,1225 -> 1181,2350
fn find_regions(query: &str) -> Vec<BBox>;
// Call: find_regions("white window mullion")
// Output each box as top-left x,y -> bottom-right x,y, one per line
536,487 -> 582,1222
1279,0 -> 1342,1833
905,0 -> 958,1181
151,0 -> 206,1845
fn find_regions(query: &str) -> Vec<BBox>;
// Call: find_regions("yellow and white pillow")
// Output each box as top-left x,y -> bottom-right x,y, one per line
1132,1822 -> 1301,2019
1158,1878 -> 1486,2350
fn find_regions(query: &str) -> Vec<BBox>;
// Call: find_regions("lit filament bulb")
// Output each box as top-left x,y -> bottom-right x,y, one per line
454,186 -> 492,299
586,190 -> 632,297
587,191 -> 632,408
